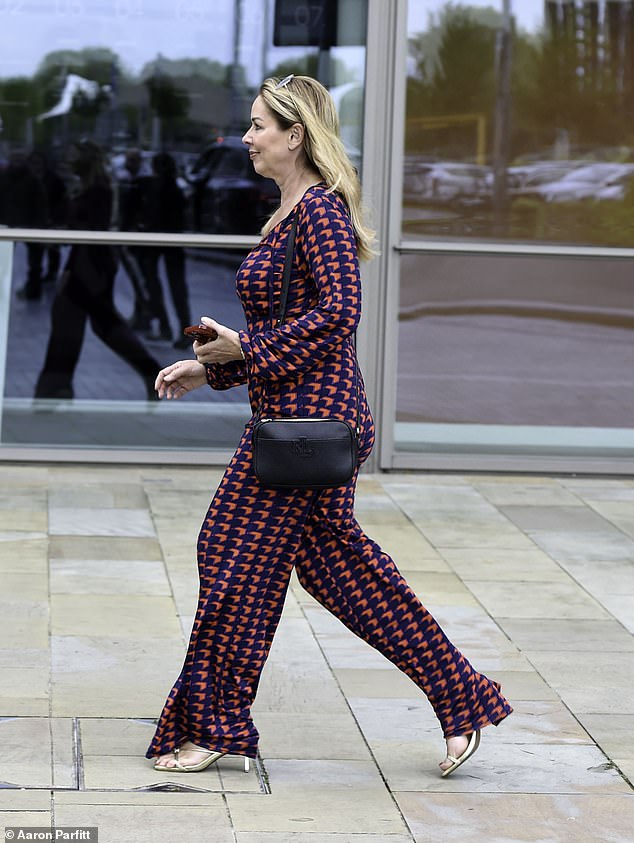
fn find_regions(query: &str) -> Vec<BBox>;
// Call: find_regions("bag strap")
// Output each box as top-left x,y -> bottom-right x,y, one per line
271,213 -> 361,436
275,215 -> 298,327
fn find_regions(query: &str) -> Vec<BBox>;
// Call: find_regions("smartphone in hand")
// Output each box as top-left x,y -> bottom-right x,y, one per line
183,324 -> 218,344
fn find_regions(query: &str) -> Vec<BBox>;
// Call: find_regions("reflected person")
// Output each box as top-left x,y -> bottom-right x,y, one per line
35,140 -> 160,400
26,149 -> 68,287
138,152 -> 192,347
0,149 -> 47,300
116,147 -> 154,331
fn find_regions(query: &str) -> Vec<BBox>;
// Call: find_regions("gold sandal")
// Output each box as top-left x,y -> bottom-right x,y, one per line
440,730 -> 481,778
154,745 -> 250,773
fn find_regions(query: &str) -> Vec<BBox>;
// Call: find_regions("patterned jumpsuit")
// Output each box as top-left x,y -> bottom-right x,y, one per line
146,185 -> 512,761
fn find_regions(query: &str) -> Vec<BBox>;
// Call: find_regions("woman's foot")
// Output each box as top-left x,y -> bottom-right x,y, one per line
154,741 -> 221,772
439,731 -> 481,777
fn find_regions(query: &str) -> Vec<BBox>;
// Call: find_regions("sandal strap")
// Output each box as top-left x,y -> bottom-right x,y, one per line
175,746 -> 216,757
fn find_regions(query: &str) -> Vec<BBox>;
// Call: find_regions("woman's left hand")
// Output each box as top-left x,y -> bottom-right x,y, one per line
193,316 -> 244,365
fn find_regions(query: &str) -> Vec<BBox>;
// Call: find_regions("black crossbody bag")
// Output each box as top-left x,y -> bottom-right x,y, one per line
251,216 -> 359,490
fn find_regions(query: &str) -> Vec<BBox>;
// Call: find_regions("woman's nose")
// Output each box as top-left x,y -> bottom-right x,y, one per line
242,129 -> 251,145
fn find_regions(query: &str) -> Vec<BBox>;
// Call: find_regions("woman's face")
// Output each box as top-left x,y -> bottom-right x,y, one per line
242,96 -> 296,182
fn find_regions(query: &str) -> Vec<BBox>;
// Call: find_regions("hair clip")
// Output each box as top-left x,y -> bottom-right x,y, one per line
275,74 -> 294,89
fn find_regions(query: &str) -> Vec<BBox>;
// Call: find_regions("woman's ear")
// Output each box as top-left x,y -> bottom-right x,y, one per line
288,122 -> 305,150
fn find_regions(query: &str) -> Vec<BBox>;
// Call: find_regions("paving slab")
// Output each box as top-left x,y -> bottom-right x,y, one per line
0,791 -> 50,809
0,648 -> 48,670
50,595 -> 181,638
523,651 -> 634,714
438,546 -> 570,582
358,523 -> 447,569
394,792 -> 634,843
0,717 -> 53,788
82,753 -> 224,790
497,618 -> 634,652
51,717 -> 75,789
1,572 -> 48,600
593,593 -> 634,633
0,538 -> 48,572
0,510 -> 47,532
50,557 -> 171,596
577,714 -> 634,760
0,600 -> 48,649
78,718 -> 156,756
0,812 -> 52,833
0,667 -> 49,700
412,522 -> 536,550
473,481 -> 584,506
529,529 -> 634,562
500,504 -> 619,532
49,484 -> 149,509
399,571 -> 479,607
465,579 -> 610,620
584,500 -> 634,538
556,557 -> 634,594
614,758 -> 634,787
374,741 -> 630,794
48,535 -> 162,560
51,637 -> 184,718
48,507 -> 156,537
0,698 -> 49,716
226,760 -> 409,835
53,803 -> 234,843
255,712 -> 369,760
54,790 -> 226,805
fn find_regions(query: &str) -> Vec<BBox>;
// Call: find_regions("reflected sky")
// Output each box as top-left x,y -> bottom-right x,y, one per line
0,0 -> 365,86
408,0 -> 545,35
0,0 -> 264,78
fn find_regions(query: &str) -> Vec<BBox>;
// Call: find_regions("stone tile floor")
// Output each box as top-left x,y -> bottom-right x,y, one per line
0,464 -> 633,842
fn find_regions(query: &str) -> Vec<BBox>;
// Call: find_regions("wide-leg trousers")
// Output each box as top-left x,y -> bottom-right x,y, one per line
146,427 -> 512,760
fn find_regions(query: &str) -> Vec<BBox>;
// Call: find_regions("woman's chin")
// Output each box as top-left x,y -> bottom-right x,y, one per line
252,160 -> 268,178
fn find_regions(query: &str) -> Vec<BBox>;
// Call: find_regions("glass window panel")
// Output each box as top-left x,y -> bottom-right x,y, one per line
404,1 -> 634,248
0,0 -> 368,235
394,250 -> 634,456
2,243 -> 250,450
0,0 -> 368,455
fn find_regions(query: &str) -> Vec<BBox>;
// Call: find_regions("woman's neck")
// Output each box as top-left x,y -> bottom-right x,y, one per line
276,168 -> 321,217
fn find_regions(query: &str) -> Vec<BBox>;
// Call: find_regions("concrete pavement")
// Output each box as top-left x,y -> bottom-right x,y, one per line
1,464 -> 633,842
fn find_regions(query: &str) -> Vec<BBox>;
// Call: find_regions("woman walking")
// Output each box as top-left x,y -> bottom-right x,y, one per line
149,75 -> 512,777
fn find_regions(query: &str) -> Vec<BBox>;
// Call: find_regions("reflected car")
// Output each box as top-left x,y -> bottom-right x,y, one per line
507,161 -> 585,194
595,170 -> 634,201
527,162 -> 634,202
187,136 -> 279,234
404,160 -> 491,206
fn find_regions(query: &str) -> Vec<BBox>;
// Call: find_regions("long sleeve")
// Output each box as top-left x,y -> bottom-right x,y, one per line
205,360 -> 247,391
238,191 -> 361,383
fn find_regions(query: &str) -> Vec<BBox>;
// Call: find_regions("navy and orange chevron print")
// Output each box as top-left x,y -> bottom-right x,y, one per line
146,186 -> 512,762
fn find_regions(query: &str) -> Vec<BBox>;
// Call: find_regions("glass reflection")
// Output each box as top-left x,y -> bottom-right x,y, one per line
405,0 -> 634,247
5,244 -> 248,403
0,0 -> 367,235
396,251 -> 634,434
3,244 -> 251,449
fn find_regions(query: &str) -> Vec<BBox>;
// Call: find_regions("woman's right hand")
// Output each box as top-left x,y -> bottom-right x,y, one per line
154,359 -> 207,400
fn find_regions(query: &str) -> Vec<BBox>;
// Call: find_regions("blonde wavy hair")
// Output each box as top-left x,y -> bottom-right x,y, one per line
258,75 -> 376,261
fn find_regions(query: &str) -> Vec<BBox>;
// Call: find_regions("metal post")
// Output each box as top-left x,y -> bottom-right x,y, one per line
492,0 -> 513,234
